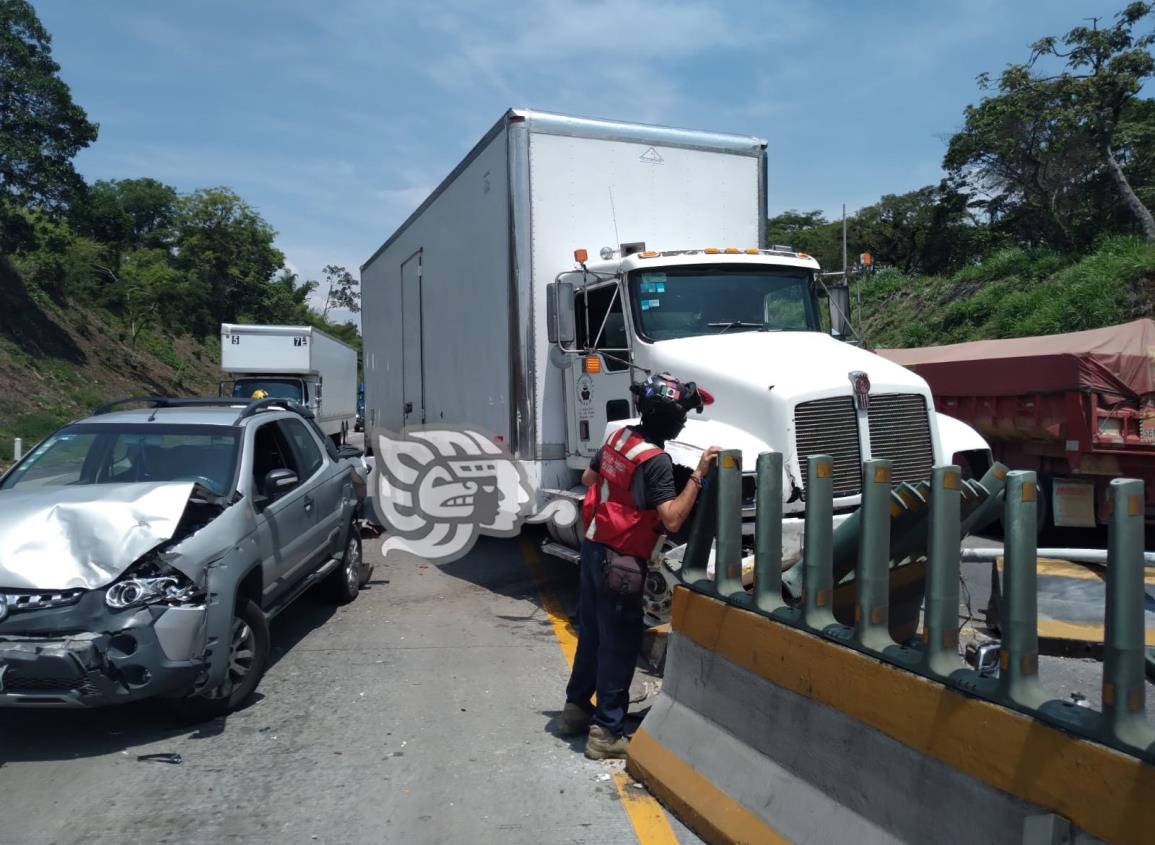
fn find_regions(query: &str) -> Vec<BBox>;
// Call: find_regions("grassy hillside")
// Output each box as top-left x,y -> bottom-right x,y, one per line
0,257 -> 222,463
859,237 -> 1155,349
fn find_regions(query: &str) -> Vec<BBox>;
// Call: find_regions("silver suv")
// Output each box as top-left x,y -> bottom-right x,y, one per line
0,397 -> 371,719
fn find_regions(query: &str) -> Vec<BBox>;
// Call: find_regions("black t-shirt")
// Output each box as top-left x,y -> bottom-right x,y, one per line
589,427 -> 676,510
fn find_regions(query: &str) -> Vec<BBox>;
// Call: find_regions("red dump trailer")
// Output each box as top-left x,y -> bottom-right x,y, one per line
877,319 -> 1155,530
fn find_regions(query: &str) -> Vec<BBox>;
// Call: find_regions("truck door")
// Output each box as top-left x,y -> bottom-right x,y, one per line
565,282 -> 635,459
401,249 -> 424,426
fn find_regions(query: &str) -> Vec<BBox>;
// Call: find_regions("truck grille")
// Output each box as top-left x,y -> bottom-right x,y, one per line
868,394 -> 934,484
794,396 -> 862,497
793,393 -> 935,498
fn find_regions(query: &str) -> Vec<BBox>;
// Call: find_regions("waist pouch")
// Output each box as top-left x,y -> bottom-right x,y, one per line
600,548 -> 645,598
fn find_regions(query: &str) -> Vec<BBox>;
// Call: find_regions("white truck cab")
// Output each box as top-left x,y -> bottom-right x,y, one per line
545,244 -> 990,556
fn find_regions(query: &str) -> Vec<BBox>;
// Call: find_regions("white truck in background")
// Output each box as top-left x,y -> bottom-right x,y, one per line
220,323 -> 359,446
359,109 -> 990,566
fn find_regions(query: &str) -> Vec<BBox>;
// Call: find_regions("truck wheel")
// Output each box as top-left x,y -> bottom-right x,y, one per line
323,522 -> 364,604
167,598 -> 271,722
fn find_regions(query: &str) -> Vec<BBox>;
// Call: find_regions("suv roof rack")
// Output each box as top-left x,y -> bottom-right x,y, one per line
92,395 -> 316,424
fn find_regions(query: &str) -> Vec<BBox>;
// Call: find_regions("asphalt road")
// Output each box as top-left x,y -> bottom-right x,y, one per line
0,528 -> 701,845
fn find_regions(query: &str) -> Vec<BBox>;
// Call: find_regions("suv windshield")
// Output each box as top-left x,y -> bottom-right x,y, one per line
628,265 -> 819,341
0,423 -> 242,496
233,379 -> 303,402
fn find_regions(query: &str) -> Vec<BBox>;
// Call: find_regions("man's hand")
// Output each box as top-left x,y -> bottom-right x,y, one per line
694,446 -> 721,480
657,444 -> 722,533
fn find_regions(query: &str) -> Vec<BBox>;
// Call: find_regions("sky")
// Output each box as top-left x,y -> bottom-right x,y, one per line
33,0 -> 1115,328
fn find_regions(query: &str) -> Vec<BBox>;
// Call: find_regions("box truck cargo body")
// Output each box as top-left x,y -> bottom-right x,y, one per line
360,109 -> 990,562
221,323 -> 358,444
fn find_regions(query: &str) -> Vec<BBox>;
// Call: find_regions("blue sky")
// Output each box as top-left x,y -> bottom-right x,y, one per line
34,0 -> 1110,325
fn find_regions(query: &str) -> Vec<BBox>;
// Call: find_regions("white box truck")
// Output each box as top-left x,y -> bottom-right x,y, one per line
360,109 -> 990,564
220,323 -> 358,445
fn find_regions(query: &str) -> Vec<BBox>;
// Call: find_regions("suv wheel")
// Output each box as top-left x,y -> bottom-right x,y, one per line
323,523 -> 365,604
167,598 -> 270,721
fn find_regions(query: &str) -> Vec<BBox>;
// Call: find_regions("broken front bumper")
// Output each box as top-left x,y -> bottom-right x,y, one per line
0,591 -> 207,707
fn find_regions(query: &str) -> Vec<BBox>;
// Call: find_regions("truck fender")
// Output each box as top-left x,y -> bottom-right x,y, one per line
934,412 -> 992,474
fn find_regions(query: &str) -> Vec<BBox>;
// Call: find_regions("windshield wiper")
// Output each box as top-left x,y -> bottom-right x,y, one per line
706,321 -> 765,334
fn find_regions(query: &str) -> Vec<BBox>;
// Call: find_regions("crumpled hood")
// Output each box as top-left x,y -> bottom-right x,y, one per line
0,481 -> 196,591
648,331 -> 930,401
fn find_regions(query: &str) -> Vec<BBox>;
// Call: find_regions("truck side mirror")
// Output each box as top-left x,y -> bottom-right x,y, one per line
828,283 -> 852,339
547,282 -> 576,347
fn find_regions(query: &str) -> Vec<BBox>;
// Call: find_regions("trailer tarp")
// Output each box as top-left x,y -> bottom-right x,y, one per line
875,319 -> 1155,401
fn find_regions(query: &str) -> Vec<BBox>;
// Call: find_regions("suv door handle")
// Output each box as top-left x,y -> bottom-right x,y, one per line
304,495 -> 314,513
404,402 -> 413,414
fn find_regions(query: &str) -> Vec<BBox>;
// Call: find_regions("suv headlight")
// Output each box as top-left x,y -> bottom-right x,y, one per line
106,557 -> 204,610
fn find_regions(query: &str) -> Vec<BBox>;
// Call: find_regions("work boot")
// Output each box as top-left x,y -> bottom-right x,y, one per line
557,701 -> 591,736
585,724 -> 629,760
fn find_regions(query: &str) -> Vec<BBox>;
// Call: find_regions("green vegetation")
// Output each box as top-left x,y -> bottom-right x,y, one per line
772,3 -> 1155,348
0,0 -> 361,461
858,237 -> 1155,348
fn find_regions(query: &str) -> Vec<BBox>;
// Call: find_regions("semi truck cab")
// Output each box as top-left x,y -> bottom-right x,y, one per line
547,244 -> 991,539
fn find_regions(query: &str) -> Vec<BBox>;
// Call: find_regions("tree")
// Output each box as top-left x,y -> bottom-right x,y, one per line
0,0 -> 98,218
766,210 -> 843,270
320,264 -> 360,318
852,185 -> 982,275
72,178 -> 179,267
946,3 -> 1155,248
260,270 -> 317,325
172,187 -> 284,335
1028,2 -> 1155,240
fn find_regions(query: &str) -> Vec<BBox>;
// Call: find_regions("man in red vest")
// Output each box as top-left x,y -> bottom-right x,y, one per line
559,372 -> 719,760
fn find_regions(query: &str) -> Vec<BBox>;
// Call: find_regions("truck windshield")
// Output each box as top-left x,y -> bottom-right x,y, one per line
0,424 -> 241,496
233,379 -> 303,402
628,265 -> 819,341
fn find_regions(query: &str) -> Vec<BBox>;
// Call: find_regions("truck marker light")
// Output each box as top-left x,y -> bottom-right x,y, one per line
745,247 -> 759,254
797,251 -> 812,259
574,248 -> 588,263
704,247 -> 720,254
583,356 -> 601,374
724,247 -> 739,254
641,251 -> 658,258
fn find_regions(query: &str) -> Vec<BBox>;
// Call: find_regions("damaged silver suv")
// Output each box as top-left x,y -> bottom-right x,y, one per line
0,396 -> 371,719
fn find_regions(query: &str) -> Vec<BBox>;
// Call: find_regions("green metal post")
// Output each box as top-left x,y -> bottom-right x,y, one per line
853,459 -> 893,652
1102,478 -> 1155,750
921,465 -> 964,677
803,455 -> 837,630
960,463 -> 1009,536
680,462 -> 717,587
997,471 -> 1047,708
753,452 -> 785,613
714,449 -> 745,599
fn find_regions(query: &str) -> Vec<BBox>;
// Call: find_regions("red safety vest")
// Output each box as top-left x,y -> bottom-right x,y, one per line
581,427 -> 666,559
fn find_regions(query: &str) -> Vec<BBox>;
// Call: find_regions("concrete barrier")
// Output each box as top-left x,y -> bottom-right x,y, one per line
628,587 -> 1155,845
629,455 -> 1155,845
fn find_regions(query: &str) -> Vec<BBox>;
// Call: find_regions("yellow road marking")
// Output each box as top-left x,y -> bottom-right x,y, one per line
612,770 -> 682,845
520,538 -> 680,845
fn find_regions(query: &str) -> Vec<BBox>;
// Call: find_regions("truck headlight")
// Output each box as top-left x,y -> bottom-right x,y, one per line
106,558 -> 203,610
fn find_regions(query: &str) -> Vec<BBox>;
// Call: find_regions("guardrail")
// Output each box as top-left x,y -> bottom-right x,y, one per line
672,450 -> 1155,761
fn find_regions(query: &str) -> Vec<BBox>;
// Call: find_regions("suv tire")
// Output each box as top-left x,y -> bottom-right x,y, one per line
323,523 -> 364,604
167,598 -> 271,722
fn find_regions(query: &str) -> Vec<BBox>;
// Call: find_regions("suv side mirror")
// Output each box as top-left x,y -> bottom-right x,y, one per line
262,468 -> 298,498
337,444 -> 363,460
547,281 -> 576,346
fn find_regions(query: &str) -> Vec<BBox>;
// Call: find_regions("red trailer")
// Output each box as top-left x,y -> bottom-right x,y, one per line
876,319 -> 1155,530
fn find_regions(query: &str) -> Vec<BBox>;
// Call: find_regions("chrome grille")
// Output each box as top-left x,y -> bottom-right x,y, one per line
794,396 -> 862,497
1,589 -> 85,614
868,394 -> 934,484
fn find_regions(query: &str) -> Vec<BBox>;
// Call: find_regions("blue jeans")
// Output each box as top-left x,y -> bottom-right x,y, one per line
564,539 -> 644,737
